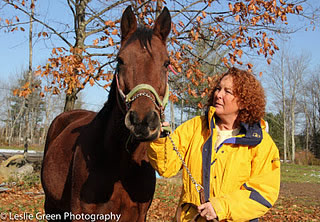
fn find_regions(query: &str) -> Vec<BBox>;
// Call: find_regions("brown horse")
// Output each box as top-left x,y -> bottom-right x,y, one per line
41,6 -> 171,222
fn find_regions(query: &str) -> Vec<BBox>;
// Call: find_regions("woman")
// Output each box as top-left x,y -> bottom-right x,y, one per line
147,67 -> 280,221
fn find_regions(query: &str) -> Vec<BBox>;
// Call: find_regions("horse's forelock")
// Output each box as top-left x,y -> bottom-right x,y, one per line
124,26 -> 154,55
99,26 -> 154,118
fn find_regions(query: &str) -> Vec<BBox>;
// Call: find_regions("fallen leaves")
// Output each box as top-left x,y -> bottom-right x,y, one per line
1,177 -> 319,222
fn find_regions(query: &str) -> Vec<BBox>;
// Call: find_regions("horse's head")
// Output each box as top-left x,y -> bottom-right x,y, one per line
116,6 -> 171,141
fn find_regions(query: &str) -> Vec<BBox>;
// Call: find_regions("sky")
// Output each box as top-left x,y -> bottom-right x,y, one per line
0,0 -> 109,111
0,1 -> 319,114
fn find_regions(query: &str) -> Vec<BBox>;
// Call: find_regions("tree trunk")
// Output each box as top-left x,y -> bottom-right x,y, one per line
9,100 -> 25,146
19,123 -> 22,146
306,120 -> 309,163
41,92 -> 53,144
291,106 -> 295,162
303,100 -> 310,164
24,0 -> 34,155
62,0 -> 88,112
180,99 -> 184,125
156,0 -> 163,17
64,91 -> 77,112
281,56 -> 287,162
170,100 -> 175,131
6,97 -> 12,145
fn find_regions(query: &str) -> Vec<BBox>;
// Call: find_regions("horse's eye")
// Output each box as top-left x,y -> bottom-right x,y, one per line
164,60 -> 170,68
117,57 -> 124,65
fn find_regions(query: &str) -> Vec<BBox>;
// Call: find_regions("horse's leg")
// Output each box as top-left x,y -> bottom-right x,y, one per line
44,196 -> 71,222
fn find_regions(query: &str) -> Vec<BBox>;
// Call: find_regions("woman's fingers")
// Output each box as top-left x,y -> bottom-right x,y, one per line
198,203 -> 207,216
162,121 -> 170,127
198,202 -> 217,219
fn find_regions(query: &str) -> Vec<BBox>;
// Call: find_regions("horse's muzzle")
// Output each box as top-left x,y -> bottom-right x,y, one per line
125,110 -> 161,141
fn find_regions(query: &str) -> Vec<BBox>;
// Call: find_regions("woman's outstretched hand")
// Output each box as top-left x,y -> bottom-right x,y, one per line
160,122 -> 171,137
161,121 -> 170,131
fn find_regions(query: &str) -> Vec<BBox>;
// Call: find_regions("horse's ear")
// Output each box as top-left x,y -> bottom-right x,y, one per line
153,7 -> 171,43
121,6 -> 137,43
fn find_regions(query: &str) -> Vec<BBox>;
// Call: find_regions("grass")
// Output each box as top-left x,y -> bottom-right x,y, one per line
281,163 -> 320,183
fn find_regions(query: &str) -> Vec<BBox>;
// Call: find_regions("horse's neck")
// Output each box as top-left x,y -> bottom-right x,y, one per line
105,105 -> 129,143
106,106 -> 149,164
94,96 -> 149,165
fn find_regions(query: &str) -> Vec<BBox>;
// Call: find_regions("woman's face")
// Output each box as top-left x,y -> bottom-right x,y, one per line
213,75 -> 240,121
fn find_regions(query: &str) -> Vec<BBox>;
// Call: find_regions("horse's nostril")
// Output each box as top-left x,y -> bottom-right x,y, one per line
146,111 -> 160,130
125,110 -> 160,141
129,111 -> 138,125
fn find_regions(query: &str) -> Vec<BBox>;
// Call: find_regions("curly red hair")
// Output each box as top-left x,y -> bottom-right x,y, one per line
207,67 -> 265,124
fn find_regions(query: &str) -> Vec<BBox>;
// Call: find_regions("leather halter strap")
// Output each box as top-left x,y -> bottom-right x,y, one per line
115,73 -> 169,120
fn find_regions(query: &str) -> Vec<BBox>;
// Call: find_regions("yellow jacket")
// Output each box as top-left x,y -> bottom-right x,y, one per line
147,106 -> 280,221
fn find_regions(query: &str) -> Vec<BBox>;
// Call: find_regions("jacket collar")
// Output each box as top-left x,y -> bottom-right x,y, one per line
206,106 -> 263,146
236,122 -> 263,146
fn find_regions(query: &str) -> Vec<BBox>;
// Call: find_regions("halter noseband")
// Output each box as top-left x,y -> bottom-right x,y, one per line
115,73 -> 169,121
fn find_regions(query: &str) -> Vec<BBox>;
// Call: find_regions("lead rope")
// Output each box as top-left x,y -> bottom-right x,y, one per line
167,133 -> 218,222
167,134 -> 203,193
166,132 -> 218,222
164,66 -> 217,221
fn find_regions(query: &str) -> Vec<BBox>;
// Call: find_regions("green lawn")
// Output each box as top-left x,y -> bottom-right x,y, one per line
281,163 -> 320,183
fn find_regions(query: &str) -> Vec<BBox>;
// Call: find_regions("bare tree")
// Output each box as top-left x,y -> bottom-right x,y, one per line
267,45 -> 289,161
286,53 -> 310,162
308,70 -> 320,159
23,0 -> 35,155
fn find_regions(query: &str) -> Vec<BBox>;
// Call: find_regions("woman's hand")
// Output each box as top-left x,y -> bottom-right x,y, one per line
198,202 -> 217,221
161,121 -> 170,131
160,121 -> 171,137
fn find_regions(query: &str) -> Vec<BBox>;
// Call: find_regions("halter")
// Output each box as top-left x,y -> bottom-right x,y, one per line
115,73 -> 170,121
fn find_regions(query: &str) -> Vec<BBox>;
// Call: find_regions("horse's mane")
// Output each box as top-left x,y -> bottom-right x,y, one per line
94,77 -> 117,124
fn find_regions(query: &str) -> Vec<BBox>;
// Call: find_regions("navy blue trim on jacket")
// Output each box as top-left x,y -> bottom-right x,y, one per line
243,183 -> 272,208
202,112 -> 215,201
235,122 -> 263,146
202,112 -> 264,202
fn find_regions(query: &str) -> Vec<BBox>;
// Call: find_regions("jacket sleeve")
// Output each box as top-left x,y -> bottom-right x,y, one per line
210,134 -> 281,221
147,117 -> 198,178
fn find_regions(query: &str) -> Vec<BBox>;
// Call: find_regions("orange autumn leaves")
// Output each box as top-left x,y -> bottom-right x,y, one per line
9,0 -> 304,109
167,0 -> 303,108
36,47 -> 113,96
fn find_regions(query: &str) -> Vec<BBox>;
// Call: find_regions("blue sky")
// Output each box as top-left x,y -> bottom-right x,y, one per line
1,1 -> 319,113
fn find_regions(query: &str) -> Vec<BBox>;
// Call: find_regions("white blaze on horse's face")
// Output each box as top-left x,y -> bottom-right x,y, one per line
117,6 -> 171,141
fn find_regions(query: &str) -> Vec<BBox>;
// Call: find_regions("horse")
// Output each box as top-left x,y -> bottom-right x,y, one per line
41,6 -> 171,221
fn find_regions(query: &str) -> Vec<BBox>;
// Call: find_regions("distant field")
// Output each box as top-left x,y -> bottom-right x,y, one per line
281,163 -> 320,183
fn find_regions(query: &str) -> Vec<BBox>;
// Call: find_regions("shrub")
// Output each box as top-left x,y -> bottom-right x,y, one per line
295,150 -> 320,165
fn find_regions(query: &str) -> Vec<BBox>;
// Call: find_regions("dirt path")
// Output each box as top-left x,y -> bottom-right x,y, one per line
280,182 -> 320,202
262,182 -> 320,221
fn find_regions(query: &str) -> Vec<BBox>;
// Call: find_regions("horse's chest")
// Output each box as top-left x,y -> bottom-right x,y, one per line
78,181 -> 145,221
